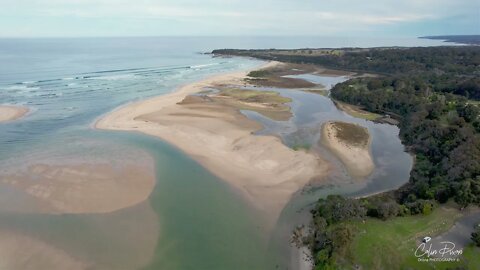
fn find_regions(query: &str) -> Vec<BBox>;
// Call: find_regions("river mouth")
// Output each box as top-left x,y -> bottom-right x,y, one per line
0,56 -> 413,269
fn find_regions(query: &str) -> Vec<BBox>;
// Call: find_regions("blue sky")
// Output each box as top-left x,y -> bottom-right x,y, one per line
0,0 -> 478,37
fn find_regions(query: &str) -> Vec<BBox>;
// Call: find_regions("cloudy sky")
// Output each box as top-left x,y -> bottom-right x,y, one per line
0,0 -> 478,37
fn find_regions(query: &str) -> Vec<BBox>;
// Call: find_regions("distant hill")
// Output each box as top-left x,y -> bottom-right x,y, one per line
420,35 -> 480,45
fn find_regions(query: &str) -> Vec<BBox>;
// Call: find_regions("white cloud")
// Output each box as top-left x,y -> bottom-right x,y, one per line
0,0 -> 477,36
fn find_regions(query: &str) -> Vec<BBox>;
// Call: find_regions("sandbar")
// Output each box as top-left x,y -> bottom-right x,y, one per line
0,160 -> 156,214
0,105 -> 29,122
321,121 -> 374,179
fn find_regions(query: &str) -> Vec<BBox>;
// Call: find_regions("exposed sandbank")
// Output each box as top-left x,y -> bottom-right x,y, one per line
0,105 -> 29,123
0,160 -> 155,214
207,87 -> 293,121
96,62 -> 328,225
321,121 -> 374,179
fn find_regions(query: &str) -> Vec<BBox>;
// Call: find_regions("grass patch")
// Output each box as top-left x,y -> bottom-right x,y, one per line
334,100 -> 381,121
218,88 -> 291,104
330,121 -> 369,147
247,70 -> 271,78
302,89 -> 329,96
291,143 -> 312,151
463,244 -> 480,269
347,207 -> 468,270
213,88 -> 292,121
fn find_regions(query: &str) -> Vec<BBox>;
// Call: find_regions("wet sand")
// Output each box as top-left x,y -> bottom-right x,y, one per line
0,201 -> 160,270
0,160 -> 156,214
321,121 -> 374,179
96,62 -> 329,225
0,229 -> 88,270
0,105 -> 29,123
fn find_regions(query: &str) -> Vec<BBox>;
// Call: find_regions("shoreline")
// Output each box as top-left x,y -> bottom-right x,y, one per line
95,61 -> 329,226
0,105 -> 29,123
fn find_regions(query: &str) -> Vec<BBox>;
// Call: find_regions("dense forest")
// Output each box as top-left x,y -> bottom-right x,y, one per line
215,46 -> 480,269
213,47 -> 480,99
330,51 -> 480,206
305,48 -> 480,269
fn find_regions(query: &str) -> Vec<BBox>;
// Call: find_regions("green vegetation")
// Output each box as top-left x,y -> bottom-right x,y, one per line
323,48 -> 478,269
463,244 -> 480,269
212,88 -> 292,121
472,225 -> 480,247
245,67 -> 317,89
332,78 -> 480,206
291,143 -> 311,151
303,195 -> 366,269
218,88 -> 291,104
334,100 -> 381,121
329,122 -> 369,147
302,89 -> 330,97
306,195 -> 478,270
247,70 -> 271,78
215,47 -> 480,99
350,207 -> 460,270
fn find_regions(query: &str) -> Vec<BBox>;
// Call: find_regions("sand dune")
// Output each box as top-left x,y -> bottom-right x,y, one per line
96,62 -> 329,225
0,105 -> 29,123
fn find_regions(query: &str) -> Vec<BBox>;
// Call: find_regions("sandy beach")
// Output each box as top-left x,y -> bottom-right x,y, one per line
96,62 -> 328,225
321,121 -> 374,179
0,105 -> 29,123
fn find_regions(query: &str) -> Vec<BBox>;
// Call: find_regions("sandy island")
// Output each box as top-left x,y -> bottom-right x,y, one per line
321,121 -> 374,179
0,105 -> 29,123
96,62 -> 328,225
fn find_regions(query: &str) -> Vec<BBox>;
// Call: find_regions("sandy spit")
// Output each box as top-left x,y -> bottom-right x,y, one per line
96,62 -> 329,226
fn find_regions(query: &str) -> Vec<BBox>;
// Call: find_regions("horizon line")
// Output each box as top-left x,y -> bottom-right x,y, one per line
0,34 -> 479,39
